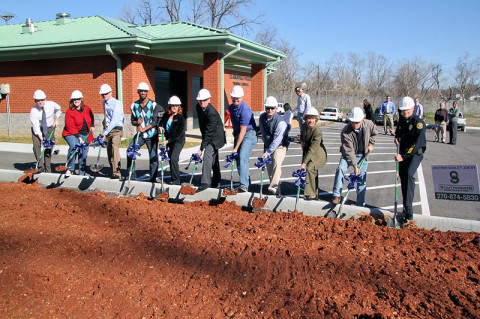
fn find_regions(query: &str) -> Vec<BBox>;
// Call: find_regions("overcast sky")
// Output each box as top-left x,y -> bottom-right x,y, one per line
2,0 -> 479,75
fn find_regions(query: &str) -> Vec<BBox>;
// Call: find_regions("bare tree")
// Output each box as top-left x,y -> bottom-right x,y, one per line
347,53 -> 365,93
254,25 -> 279,48
431,64 -> 450,101
364,52 -> 391,106
453,53 -> 480,107
267,40 -> 300,104
118,0 -> 161,24
203,0 -> 263,34
160,0 -> 184,22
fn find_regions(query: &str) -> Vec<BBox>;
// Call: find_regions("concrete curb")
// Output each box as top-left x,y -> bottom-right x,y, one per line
3,169 -> 479,233
0,142 -> 232,162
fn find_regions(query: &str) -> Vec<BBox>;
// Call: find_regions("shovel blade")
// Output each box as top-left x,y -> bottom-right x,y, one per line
386,217 -> 396,228
90,164 -> 104,173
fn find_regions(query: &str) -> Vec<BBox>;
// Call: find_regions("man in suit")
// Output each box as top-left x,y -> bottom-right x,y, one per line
196,89 -> 226,192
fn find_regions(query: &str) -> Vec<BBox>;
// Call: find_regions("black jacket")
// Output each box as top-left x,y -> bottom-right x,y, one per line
159,113 -> 185,145
364,104 -> 373,120
196,103 -> 226,151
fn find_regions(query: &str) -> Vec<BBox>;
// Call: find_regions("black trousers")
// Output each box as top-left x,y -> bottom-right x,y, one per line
399,153 -> 423,220
168,141 -> 184,185
449,121 -> 458,144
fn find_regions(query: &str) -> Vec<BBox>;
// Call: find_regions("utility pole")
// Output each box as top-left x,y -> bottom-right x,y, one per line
0,13 -> 15,25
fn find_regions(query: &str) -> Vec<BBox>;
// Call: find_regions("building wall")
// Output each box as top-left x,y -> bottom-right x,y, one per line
0,56 -> 117,114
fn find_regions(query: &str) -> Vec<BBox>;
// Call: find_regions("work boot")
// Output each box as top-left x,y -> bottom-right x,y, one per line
196,184 -> 209,193
332,196 -> 341,205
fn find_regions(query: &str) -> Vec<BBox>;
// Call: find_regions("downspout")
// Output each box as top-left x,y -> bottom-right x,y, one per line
106,44 -> 123,103
265,57 -> 282,100
220,43 -> 241,122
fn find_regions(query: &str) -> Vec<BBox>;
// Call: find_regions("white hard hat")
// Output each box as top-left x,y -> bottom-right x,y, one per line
137,82 -> 149,91
99,84 -> 112,95
168,95 -> 181,105
33,90 -> 46,100
230,85 -> 244,98
399,96 -> 415,110
264,96 -> 278,108
70,90 -> 83,99
303,107 -> 319,118
347,107 -> 365,122
196,89 -> 211,101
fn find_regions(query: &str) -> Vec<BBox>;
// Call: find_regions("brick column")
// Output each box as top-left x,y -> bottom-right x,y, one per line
251,63 -> 265,112
203,52 -> 223,114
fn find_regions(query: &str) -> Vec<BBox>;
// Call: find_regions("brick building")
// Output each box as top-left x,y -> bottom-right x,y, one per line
0,14 -> 285,136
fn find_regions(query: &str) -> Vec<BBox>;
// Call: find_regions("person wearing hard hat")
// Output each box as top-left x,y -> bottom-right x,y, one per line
394,96 -> 426,224
380,95 -> 396,135
29,90 -> 62,173
127,82 -> 163,182
159,96 -> 185,185
331,107 -> 377,206
62,90 -> 95,177
99,83 -> 124,179
294,85 -> 311,131
299,108 -> 327,200
258,96 -> 290,195
228,85 -> 258,192
195,89 -> 226,192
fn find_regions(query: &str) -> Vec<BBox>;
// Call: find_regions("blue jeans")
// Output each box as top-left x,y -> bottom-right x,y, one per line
65,134 -> 89,175
332,154 -> 368,206
234,129 -> 257,189
126,134 -> 159,181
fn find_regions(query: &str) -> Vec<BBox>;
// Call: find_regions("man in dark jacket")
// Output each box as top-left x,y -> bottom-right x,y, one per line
196,89 -> 226,192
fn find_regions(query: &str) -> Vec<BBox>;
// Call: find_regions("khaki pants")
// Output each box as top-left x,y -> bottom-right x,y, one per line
383,113 -> 394,134
435,121 -> 446,142
266,146 -> 287,193
304,161 -> 318,198
32,126 -> 55,172
106,128 -> 123,177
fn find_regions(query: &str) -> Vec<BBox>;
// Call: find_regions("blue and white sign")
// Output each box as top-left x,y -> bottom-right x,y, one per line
432,165 -> 480,201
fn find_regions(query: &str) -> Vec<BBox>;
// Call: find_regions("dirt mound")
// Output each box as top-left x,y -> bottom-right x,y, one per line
0,182 -> 478,318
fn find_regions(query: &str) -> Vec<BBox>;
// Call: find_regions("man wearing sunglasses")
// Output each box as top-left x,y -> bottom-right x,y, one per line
259,96 -> 290,195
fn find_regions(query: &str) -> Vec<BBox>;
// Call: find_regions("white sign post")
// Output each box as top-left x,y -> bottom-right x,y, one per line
432,165 -> 480,201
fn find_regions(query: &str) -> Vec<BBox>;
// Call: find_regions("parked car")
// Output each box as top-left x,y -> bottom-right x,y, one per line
373,107 -> 399,125
447,112 -> 467,132
319,107 -> 344,122
277,103 -> 285,114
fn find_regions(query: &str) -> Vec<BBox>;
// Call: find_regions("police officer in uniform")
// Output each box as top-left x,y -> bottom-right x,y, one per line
394,96 -> 426,224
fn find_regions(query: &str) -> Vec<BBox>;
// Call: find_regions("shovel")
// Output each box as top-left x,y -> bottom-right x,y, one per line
158,133 -> 170,194
387,144 -> 401,228
292,168 -> 307,212
180,153 -> 202,194
55,132 -> 93,172
251,156 -> 272,212
20,130 -> 56,182
120,133 -> 141,197
89,131 -> 108,173
222,152 -> 239,196
334,153 -> 369,218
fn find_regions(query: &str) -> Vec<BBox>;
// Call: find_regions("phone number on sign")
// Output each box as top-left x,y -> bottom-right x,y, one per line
435,193 -> 480,201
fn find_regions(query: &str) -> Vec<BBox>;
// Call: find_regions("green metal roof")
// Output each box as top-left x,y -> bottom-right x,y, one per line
0,15 -> 285,70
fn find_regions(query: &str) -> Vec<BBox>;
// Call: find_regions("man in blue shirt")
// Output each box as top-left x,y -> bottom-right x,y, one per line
413,98 -> 424,120
228,85 -> 258,192
380,95 -> 395,135
259,96 -> 289,195
295,85 -> 311,130
100,83 -> 124,179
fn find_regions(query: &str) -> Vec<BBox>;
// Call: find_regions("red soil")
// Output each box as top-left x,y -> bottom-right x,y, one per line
0,182 -> 479,318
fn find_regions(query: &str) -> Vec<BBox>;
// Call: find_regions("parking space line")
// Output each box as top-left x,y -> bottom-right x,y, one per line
378,202 -> 422,210
417,163 -> 431,216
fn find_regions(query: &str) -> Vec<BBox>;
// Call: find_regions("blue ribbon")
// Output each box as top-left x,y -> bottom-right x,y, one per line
224,152 -> 239,168
74,142 -> 90,157
292,169 -> 307,188
254,156 -> 272,171
127,144 -> 141,160
344,173 -> 363,190
92,134 -> 108,148
185,153 -> 202,170
42,137 -> 55,149
159,145 -> 170,162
